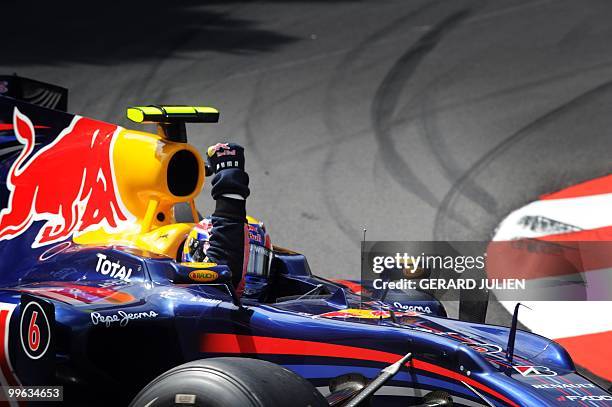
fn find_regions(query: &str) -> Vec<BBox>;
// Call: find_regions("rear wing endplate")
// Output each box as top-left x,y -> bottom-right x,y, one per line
0,75 -> 68,112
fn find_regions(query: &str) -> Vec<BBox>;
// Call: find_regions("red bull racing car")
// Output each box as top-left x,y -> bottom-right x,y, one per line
0,76 -> 611,406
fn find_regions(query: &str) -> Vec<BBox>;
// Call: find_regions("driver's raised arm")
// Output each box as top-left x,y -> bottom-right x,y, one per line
182,143 -> 250,295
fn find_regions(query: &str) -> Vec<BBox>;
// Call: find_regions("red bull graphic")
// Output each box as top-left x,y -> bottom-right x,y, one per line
317,308 -> 421,319
207,143 -> 230,156
0,107 -> 133,248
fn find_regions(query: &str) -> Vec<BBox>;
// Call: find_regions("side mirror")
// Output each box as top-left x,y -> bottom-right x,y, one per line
173,262 -> 232,285
172,263 -> 244,309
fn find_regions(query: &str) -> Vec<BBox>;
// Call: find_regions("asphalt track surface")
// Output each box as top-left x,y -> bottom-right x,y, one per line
3,0 -> 612,385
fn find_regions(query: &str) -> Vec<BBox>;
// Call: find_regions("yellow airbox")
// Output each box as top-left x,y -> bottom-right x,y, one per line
74,105 -> 219,258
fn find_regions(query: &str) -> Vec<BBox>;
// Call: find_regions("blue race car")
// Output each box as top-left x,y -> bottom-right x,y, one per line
0,76 -> 610,407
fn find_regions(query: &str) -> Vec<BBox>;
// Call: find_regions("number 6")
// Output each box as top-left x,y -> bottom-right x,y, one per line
28,311 -> 40,351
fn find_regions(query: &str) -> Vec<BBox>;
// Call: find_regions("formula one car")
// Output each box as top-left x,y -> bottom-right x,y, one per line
0,76 -> 610,407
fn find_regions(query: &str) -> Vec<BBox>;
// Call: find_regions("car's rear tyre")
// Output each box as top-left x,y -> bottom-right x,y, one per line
129,357 -> 328,407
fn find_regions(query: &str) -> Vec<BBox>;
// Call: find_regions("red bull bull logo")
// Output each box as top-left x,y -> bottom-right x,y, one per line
0,107 -> 133,248
207,143 -> 230,156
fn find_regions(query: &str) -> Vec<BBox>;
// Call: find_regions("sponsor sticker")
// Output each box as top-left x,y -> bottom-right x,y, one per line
532,383 -> 594,389
90,310 -> 158,328
95,253 -> 133,281
188,270 -> 219,283
393,302 -> 432,314
517,215 -> 581,235
512,365 -> 557,377
560,395 -> 612,402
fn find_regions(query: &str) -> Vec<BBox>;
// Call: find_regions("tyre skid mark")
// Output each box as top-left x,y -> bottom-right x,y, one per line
370,8 -> 473,226
433,80 -> 612,240
320,1 -> 442,242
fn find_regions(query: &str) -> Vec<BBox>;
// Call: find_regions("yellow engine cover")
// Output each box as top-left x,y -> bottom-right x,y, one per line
74,128 -> 204,258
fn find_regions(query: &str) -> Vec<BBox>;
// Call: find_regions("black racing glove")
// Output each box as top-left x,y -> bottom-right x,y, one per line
206,143 -> 250,201
206,143 -> 245,173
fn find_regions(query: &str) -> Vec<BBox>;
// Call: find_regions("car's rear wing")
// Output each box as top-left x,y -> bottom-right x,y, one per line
0,75 -> 67,111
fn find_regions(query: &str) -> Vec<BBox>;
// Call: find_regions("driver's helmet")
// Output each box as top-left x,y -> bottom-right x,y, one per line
181,216 -> 273,277
181,218 -> 213,263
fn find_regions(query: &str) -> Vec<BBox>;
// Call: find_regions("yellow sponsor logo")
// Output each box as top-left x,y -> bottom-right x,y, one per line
188,270 -> 219,283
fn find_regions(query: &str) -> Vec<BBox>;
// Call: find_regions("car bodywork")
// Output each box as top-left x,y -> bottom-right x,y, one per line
0,78 -> 610,406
